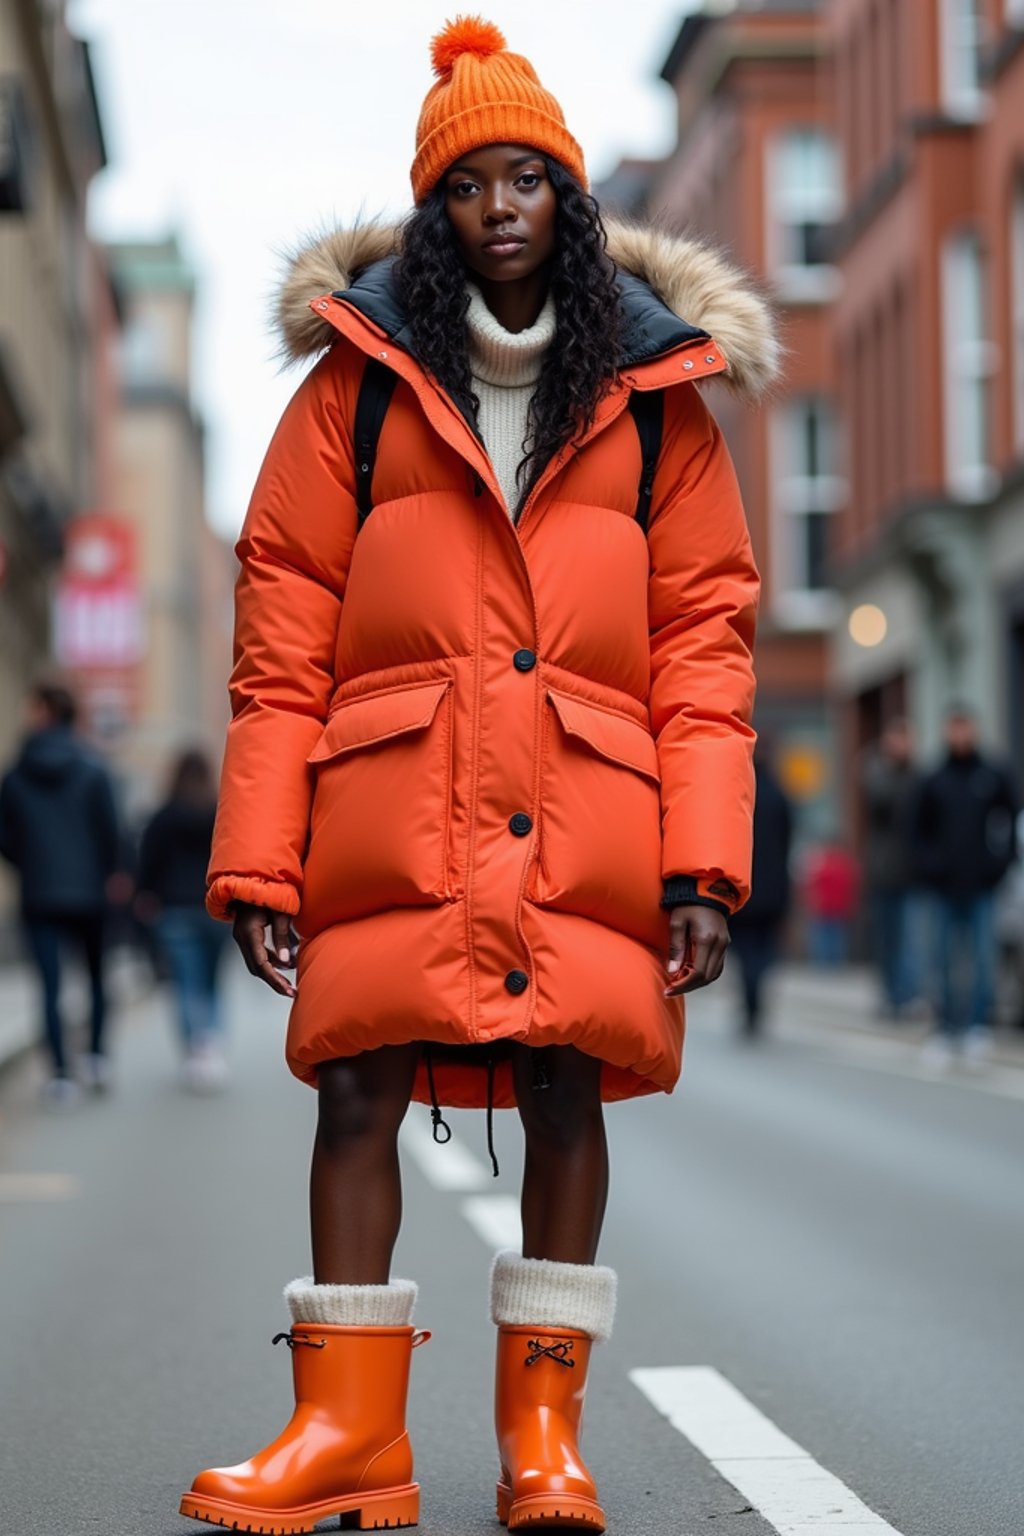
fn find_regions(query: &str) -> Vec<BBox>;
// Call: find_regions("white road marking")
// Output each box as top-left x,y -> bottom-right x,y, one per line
399,1112 -> 491,1191
461,1194 -> 522,1251
631,1366 -> 904,1536
0,1173 -> 78,1202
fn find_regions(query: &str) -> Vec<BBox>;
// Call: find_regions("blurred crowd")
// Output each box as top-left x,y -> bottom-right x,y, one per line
0,681 -> 1020,1105
738,709 -> 1021,1063
0,682 -> 228,1106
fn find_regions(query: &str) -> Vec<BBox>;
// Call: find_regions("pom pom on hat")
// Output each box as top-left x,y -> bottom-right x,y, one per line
412,14 -> 587,203
430,16 -> 507,79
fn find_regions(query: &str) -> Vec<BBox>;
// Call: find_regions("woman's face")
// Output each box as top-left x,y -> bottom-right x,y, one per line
443,142 -> 557,285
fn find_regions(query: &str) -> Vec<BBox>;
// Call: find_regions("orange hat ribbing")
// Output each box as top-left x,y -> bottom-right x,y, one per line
411,16 -> 588,204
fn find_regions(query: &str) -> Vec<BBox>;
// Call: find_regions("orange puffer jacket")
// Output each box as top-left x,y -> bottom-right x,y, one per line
208,222 -> 777,1110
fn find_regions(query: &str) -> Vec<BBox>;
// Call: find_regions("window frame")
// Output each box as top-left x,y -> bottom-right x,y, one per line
1012,175 -> 1024,458
764,127 -> 844,304
939,0 -> 986,120
940,229 -> 998,501
769,395 -> 846,630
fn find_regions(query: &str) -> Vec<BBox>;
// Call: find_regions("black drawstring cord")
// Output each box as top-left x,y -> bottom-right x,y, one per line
424,1045 -> 452,1145
486,1052 -> 500,1178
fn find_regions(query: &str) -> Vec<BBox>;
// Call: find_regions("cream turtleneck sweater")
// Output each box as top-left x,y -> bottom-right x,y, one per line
465,282 -> 556,518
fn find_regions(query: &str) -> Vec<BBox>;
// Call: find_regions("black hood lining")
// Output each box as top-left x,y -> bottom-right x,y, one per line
332,258 -> 709,372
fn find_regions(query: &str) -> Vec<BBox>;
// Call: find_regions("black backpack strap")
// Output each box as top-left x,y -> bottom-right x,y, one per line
627,387 -> 664,534
354,357 -> 398,527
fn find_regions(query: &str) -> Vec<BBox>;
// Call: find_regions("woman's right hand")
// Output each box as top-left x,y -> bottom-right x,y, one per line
232,903 -> 298,998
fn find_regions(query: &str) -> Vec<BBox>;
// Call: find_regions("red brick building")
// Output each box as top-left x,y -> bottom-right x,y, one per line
600,2 -> 841,835
829,0 -> 1024,791
599,0 -> 1024,827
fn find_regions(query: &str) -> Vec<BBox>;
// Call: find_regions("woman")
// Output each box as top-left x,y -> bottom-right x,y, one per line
138,748 -> 230,1091
181,18 -> 775,1534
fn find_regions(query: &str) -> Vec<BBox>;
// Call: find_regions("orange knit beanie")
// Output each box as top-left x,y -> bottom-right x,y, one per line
411,16 -> 588,204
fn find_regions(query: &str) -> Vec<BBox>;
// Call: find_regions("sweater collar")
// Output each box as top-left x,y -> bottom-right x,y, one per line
465,283 -> 556,388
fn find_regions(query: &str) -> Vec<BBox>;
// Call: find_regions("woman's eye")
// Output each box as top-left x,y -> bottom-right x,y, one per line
452,181 -> 477,197
517,173 -> 540,189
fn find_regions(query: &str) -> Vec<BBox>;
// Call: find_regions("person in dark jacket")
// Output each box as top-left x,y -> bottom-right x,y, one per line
860,717 -> 926,1016
912,706 -> 1018,1061
0,683 -> 119,1101
137,749 -> 229,1091
729,743 -> 793,1036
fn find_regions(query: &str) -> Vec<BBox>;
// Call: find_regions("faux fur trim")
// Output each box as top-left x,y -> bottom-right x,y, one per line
274,219 -> 779,399
489,1250 -> 617,1343
275,223 -> 397,368
284,1276 -> 417,1327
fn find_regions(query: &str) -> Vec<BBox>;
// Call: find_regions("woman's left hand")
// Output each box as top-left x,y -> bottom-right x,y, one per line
664,905 -> 730,996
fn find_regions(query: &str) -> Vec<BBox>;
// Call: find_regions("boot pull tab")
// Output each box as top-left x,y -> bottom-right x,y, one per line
412,1330 -> 432,1349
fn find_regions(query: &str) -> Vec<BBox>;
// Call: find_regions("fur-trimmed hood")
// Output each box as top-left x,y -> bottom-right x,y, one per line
275,220 -> 780,400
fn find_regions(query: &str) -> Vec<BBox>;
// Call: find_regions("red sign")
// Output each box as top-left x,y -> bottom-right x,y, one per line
54,514 -> 143,669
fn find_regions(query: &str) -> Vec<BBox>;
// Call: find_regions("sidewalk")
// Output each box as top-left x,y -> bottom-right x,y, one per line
770,961 -> 1024,1068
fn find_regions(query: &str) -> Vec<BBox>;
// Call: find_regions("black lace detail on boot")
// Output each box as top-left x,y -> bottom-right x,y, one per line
525,1338 -> 576,1368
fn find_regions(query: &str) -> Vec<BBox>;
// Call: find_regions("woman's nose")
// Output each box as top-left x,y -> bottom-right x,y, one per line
483,190 -> 516,223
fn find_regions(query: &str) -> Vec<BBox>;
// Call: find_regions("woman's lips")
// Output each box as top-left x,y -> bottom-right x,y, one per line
481,237 -> 526,257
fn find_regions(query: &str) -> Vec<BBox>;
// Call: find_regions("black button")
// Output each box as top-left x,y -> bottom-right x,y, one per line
504,969 -> 529,995
513,648 -> 536,672
508,812 -> 533,837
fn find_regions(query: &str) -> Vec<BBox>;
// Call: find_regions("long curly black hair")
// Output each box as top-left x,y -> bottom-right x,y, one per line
393,157 -> 624,510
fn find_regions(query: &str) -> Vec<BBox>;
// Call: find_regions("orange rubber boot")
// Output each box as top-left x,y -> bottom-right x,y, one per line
495,1325 -> 606,1532
179,1324 -> 429,1534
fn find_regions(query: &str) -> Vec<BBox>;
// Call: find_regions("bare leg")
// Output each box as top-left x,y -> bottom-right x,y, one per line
310,1043 -> 420,1284
513,1045 -> 608,1264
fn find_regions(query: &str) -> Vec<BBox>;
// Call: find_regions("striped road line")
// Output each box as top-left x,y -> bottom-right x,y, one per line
631,1366 -> 903,1536
0,1173 -> 78,1202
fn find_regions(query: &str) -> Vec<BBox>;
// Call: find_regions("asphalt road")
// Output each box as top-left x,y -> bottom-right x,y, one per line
0,955 -> 1021,1536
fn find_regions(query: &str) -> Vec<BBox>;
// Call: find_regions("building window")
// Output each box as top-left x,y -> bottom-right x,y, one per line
117,310 -> 173,388
940,0 -> 984,118
766,129 -> 843,302
771,397 -> 845,628
1013,177 -> 1024,456
941,231 -> 997,500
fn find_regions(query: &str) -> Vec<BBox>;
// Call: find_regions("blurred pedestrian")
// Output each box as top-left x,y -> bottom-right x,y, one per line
912,706 -> 1018,1064
730,742 -> 792,1036
803,836 -> 859,967
137,749 -> 230,1092
860,717 -> 926,1017
180,17 -> 772,1535
0,682 -> 119,1102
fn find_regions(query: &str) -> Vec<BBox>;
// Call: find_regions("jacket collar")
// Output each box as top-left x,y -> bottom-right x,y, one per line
275,220 -> 780,400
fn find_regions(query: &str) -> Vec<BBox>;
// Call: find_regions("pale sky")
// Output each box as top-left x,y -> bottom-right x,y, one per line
70,0 -> 696,537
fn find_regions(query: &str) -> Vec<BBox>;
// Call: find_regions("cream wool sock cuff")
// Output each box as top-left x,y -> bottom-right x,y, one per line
490,1251 -> 617,1344
284,1277 -> 418,1327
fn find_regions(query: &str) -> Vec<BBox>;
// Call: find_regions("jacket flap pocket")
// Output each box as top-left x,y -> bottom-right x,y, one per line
547,689 -> 660,782
309,680 -> 450,764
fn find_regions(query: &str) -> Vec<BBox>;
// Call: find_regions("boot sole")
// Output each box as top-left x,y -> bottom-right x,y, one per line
179,1482 -> 419,1533
497,1484 -> 606,1532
